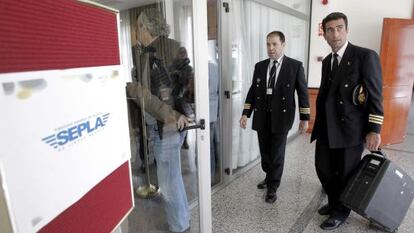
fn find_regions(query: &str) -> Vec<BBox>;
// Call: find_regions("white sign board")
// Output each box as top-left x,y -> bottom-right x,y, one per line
0,65 -> 131,233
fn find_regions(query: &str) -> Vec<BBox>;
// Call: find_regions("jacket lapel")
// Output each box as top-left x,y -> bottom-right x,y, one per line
274,56 -> 289,90
257,59 -> 269,92
316,54 -> 335,109
261,59 -> 270,79
321,54 -> 331,89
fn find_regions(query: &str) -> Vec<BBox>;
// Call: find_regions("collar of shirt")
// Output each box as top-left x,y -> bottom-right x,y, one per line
269,55 -> 284,67
331,41 -> 348,65
268,55 -> 284,74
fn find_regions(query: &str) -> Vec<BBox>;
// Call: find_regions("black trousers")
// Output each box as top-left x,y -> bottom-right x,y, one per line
257,112 -> 288,189
315,139 -> 363,218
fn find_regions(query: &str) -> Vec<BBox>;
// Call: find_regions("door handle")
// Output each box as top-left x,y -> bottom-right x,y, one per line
223,2 -> 229,12
224,90 -> 230,99
182,119 -> 205,131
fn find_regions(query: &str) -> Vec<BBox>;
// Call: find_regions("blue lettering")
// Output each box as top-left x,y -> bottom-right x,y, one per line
95,117 -> 104,129
68,126 -> 78,141
77,123 -> 88,137
57,130 -> 69,145
86,121 -> 94,133
48,116 -> 108,148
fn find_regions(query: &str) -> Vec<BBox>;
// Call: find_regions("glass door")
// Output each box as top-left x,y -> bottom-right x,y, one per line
111,0 -> 211,232
218,0 -> 311,176
219,0 -> 262,179
205,0 -> 221,187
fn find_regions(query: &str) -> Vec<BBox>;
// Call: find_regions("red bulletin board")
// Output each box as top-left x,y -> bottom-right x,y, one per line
39,162 -> 133,233
0,0 -> 120,73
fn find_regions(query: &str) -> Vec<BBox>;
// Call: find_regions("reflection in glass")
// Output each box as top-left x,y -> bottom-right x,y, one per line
123,3 -> 198,233
207,41 -> 220,185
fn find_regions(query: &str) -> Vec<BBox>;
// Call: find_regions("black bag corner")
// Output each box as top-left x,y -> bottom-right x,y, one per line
340,150 -> 414,232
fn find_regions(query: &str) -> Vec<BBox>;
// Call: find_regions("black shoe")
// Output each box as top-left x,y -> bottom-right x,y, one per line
320,216 -> 346,230
265,188 -> 277,203
257,180 -> 267,189
318,204 -> 332,215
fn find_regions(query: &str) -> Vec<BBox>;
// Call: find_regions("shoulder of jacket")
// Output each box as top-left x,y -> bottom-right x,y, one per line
255,59 -> 269,68
284,56 -> 303,66
322,53 -> 331,63
258,59 -> 269,65
350,43 -> 377,56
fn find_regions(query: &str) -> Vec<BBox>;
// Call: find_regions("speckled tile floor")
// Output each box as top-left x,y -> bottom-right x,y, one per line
207,97 -> 414,233
209,133 -> 414,233
208,133 -> 321,233
122,97 -> 414,233
121,131 -> 414,233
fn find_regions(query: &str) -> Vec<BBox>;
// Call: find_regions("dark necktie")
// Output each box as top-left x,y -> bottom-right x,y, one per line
266,60 -> 277,110
331,53 -> 339,78
268,60 -> 278,88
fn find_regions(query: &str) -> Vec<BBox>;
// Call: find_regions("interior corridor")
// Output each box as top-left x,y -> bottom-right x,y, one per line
118,96 -> 414,233
187,97 -> 414,233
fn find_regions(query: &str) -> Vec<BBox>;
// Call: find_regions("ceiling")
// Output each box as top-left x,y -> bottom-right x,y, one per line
90,0 -> 212,10
90,0 -> 158,10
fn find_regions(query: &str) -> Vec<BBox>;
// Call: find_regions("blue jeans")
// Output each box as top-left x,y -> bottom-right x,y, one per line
148,124 -> 189,232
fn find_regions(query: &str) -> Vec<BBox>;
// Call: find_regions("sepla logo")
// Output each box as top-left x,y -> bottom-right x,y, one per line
42,113 -> 110,150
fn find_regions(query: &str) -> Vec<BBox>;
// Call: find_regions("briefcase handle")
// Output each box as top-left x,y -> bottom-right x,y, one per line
370,149 -> 388,159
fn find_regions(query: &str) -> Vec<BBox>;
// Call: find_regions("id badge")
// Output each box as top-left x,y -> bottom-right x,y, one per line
266,88 -> 273,95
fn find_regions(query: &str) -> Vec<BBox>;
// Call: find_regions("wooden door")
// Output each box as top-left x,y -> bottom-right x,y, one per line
306,88 -> 319,133
380,18 -> 414,145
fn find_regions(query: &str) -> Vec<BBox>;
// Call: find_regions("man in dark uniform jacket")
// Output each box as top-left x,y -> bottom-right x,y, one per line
240,31 -> 310,203
311,12 -> 383,230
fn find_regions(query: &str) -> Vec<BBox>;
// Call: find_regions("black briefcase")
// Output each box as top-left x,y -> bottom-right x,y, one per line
340,151 -> 414,232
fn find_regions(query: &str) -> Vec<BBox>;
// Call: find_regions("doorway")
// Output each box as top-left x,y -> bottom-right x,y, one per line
103,0 -> 212,232
217,0 -> 311,179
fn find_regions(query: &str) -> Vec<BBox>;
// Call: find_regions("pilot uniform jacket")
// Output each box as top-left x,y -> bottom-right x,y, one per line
242,56 -> 310,134
311,43 -> 384,148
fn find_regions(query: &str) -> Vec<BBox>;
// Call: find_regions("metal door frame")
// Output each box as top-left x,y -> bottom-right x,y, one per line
192,0 -> 212,232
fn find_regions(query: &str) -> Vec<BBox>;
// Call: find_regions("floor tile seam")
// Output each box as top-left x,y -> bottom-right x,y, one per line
211,133 -> 302,198
286,188 -> 325,233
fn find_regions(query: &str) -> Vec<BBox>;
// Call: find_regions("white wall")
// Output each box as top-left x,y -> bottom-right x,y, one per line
308,0 -> 413,88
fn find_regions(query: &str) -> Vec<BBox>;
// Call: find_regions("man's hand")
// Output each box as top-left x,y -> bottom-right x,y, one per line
365,132 -> 381,151
239,115 -> 248,129
299,120 -> 309,134
176,115 -> 190,131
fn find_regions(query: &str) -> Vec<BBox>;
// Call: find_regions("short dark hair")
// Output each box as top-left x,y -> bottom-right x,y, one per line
322,12 -> 348,33
266,31 -> 285,43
